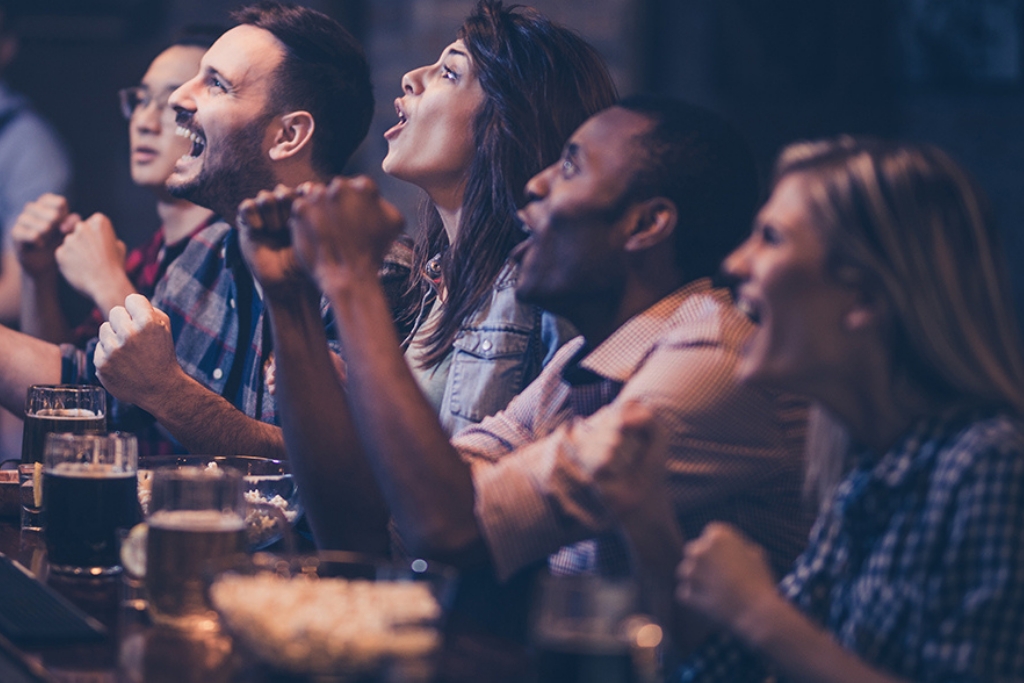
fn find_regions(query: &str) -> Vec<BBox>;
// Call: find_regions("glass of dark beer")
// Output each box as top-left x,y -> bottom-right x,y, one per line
145,466 -> 247,630
531,574 -> 663,683
20,385 -> 106,531
42,432 -> 140,576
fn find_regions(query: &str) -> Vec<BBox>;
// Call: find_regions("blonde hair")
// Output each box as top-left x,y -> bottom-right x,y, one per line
775,138 -> 1024,500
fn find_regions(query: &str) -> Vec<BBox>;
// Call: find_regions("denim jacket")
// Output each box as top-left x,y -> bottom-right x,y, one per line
429,260 -> 577,435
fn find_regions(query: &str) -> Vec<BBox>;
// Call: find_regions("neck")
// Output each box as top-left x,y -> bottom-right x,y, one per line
815,358 -> 933,454
156,198 -> 215,244
572,277 -> 684,349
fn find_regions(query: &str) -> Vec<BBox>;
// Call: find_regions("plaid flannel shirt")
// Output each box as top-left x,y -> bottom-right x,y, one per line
679,411 -> 1024,683
61,220 -> 413,436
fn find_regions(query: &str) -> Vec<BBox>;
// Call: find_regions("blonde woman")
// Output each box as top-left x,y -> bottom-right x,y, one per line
591,138 -> 1024,682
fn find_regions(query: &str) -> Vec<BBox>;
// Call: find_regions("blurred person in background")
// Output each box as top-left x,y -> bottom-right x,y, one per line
14,27 -> 221,348
0,2 -> 71,324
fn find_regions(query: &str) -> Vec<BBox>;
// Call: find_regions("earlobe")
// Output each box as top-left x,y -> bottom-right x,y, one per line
624,198 -> 677,252
842,285 -> 889,333
268,111 -> 315,162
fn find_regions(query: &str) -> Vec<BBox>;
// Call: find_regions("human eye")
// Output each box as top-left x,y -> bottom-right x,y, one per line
560,147 -> 580,178
441,64 -> 458,82
758,223 -> 782,245
206,73 -> 228,93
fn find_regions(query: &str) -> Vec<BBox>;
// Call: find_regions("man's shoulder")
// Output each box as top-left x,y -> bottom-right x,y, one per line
658,283 -> 752,351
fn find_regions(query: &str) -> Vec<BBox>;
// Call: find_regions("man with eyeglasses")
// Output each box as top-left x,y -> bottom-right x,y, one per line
14,28 -> 219,349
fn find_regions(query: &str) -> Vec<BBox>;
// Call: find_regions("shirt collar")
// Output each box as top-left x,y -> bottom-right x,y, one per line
570,278 -> 716,384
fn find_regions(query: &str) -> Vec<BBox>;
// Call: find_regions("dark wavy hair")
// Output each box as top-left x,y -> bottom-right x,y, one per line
232,2 -> 373,176
408,0 -> 617,367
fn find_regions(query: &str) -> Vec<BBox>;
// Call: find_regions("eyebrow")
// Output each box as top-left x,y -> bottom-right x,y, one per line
564,142 -> 581,163
203,65 -> 233,88
444,48 -> 469,61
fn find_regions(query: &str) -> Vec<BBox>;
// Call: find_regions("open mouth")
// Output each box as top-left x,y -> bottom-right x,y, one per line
384,99 -> 407,139
735,297 -> 761,325
175,125 -> 206,159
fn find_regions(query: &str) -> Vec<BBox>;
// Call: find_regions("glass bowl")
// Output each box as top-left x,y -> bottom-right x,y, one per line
138,456 -> 302,550
207,551 -> 458,680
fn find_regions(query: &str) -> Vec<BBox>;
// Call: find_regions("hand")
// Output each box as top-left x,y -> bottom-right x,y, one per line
237,184 -> 315,300
265,350 -> 346,396
55,213 -> 129,302
570,400 -> 667,516
94,294 -> 184,410
289,176 -> 404,292
11,194 -> 78,277
676,523 -> 781,634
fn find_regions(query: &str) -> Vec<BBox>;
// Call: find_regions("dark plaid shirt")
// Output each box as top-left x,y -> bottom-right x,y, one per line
60,220 -> 413,443
679,411 -> 1024,683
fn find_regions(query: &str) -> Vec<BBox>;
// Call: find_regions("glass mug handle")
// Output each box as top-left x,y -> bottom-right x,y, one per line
622,614 -> 663,683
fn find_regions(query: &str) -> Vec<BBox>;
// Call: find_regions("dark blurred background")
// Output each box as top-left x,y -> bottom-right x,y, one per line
4,0 -> 1023,315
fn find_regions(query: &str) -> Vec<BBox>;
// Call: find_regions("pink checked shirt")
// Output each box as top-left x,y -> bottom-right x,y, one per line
453,279 -> 812,581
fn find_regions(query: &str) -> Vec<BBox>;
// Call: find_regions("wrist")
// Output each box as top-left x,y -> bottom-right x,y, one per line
733,588 -> 791,651
314,257 -> 379,298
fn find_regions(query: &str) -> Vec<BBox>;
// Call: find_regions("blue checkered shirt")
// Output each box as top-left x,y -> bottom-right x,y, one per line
678,411 -> 1024,682
60,220 -> 413,434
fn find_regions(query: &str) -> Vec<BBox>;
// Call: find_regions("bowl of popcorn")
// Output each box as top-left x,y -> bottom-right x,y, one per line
208,551 -> 457,680
137,456 -> 302,550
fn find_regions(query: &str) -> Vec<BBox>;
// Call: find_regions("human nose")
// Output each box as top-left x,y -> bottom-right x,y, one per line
721,236 -> 754,283
133,96 -> 163,133
401,65 -> 428,95
523,165 -> 553,204
168,77 -> 197,119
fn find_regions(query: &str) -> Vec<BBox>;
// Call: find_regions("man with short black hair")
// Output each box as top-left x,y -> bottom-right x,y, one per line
241,95 -> 812,574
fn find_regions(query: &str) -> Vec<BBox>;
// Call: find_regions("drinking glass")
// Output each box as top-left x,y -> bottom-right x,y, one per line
42,432 -> 140,576
531,574 -> 663,683
144,466 -> 247,630
20,385 -> 106,531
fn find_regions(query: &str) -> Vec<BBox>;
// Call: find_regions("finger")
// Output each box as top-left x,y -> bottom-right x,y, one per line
59,213 -> 81,235
97,321 -> 118,350
237,198 -> 263,231
93,337 -> 109,369
107,306 -> 132,335
272,185 -> 294,228
123,293 -> 156,323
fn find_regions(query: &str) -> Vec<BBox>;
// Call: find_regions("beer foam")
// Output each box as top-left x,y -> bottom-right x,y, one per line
49,462 -> 134,479
148,509 -> 245,532
33,408 -> 101,419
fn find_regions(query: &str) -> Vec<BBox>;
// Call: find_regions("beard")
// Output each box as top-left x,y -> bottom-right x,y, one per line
168,113 -> 277,222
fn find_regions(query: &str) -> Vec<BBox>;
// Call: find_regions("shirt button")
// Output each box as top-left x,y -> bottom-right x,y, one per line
481,340 -> 492,351
213,368 -> 224,380
229,298 -> 236,309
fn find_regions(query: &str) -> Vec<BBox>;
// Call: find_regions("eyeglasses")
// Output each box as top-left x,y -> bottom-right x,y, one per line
118,86 -> 177,120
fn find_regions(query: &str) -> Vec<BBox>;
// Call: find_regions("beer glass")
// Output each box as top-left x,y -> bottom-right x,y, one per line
145,466 -> 247,630
531,574 -> 662,683
42,432 -> 140,576
20,385 -> 106,531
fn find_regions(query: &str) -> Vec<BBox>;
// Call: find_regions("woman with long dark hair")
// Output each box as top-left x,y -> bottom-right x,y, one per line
386,0 -> 617,433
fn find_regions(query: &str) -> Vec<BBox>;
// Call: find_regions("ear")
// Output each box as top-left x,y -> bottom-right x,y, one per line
842,280 -> 890,333
624,197 -> 677,252
268,111 -> 315,162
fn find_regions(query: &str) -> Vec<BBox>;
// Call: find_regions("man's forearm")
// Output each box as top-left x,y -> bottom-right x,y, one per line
0,323 -> 62,413
138,370 -> 285,458
325,272 -> 487,565
20,269 -> 71,343
266,288 -> 390,554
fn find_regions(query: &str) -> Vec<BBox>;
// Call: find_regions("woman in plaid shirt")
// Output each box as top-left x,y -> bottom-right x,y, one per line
591,137 -> 1024,682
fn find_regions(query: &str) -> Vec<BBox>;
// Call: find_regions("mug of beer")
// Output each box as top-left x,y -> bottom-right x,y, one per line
144,466 -> 247,630
531,574 -> 663,683
20,385 -> 106,531
42,432 -> 140,576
